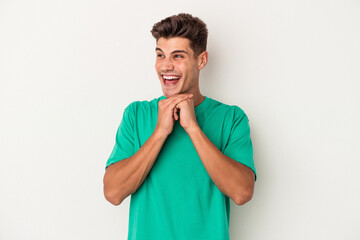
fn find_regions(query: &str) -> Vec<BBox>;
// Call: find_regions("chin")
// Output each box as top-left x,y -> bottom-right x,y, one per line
162,88 -> 180,98
163,92 -> 176,98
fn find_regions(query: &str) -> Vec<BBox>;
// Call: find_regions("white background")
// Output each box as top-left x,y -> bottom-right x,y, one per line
1,0 -> 359,239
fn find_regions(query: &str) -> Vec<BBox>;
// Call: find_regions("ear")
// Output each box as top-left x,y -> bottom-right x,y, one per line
197,51 -> 208,70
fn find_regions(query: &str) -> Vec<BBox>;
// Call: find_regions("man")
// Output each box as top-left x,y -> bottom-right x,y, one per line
103,13 -> 256,240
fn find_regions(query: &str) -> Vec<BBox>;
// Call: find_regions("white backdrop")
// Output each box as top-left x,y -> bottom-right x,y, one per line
1,0 -> 359,239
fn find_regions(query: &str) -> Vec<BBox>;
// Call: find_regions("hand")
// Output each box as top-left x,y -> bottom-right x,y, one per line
155,93 -> 193,137
174,97 -> 199,132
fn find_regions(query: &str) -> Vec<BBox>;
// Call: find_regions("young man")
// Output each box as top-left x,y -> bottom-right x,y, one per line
103,13 -> 256,240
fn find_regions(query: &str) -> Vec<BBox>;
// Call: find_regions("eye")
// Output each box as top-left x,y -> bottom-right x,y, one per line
174,54 -> 183,59
156,53 -> 164,58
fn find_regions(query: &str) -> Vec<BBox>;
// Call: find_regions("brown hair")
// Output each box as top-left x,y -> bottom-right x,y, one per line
151,13 -> 208,57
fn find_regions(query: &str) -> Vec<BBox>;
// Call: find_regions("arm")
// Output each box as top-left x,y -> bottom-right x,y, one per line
103,128 -> 167,205
176,98 -> 255,205
186,127 -> 255,205
103,94 -> 193,205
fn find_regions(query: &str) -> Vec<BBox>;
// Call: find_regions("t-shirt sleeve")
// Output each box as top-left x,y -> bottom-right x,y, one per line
223,107 -> 257,180
105,103 -> 136,169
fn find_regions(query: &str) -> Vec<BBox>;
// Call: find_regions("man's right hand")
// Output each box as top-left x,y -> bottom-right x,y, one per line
154,93 -> 193,137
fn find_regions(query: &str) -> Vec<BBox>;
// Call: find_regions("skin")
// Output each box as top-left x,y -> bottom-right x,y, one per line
103,37 -> 255,206
155,37 -> 207,107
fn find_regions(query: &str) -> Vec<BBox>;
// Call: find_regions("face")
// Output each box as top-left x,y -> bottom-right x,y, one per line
155,37 -> 205,98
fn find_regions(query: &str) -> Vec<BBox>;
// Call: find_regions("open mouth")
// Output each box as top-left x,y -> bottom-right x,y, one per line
162,75 -> 181,86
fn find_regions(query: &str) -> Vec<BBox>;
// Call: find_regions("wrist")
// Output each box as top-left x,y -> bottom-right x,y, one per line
184,124 -> 201,136
153,126 -> 170,140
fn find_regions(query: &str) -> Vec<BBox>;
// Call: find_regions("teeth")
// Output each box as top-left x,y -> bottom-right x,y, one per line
163,75 -> 180,80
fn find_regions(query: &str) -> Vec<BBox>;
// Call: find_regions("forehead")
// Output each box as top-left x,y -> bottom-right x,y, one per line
156,37 -> 193,54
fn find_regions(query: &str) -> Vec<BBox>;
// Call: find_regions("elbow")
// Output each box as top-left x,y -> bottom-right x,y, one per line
103,178 -> 129,206
233,188 -> 254,206
103,170 -> 127,206
104,188 -> 124,206
103,180 -> 134,206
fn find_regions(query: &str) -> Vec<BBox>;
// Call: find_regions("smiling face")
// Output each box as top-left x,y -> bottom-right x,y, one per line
155,37 -> 207,98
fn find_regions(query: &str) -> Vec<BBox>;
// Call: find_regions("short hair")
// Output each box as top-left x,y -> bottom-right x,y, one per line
151,13 -> 208,57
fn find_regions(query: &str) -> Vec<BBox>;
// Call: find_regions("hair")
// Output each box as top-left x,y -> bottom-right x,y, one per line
150,13 -> 208,57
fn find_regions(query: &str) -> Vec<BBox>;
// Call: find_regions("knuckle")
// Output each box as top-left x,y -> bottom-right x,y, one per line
158,101 -> 166,107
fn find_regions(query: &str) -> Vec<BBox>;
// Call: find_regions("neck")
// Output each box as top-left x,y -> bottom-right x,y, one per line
192,92 -> 205,107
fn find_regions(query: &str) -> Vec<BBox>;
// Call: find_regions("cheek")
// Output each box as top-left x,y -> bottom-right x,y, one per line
178,64 -> 188,75
155,60 -> 161,71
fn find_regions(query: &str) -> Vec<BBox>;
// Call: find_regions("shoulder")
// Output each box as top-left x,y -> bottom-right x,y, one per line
125,96 -> 163,110
123,96 -> 163,116
205,97 -> 247,120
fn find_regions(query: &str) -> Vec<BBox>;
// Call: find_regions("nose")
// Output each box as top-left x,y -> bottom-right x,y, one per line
161,58 -> 174,72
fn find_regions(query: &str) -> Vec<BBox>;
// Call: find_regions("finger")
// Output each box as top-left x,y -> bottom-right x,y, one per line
175,98 -> 191,108
173,107 -> 178,120
166,94 -> 193,107
173,95 -> 193,108
170,95 -> 190,107
170,93 -> 193,99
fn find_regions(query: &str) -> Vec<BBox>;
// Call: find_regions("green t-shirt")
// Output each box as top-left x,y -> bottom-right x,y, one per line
106,96 -> 256,240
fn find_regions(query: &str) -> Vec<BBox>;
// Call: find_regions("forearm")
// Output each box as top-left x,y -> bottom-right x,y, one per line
103,128 -> 167,205
186,127 -> 255,205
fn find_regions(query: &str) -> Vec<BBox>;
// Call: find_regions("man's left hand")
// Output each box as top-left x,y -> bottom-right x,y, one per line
174,97 -> 199,132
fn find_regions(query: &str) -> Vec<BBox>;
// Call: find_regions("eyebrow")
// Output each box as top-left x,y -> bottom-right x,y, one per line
155,48 -> 189,55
